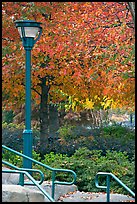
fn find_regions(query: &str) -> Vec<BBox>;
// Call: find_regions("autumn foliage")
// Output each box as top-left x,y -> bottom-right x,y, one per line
2,2 -> 135,112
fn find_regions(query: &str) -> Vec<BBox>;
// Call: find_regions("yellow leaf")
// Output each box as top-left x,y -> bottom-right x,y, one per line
84,98 -> 94,109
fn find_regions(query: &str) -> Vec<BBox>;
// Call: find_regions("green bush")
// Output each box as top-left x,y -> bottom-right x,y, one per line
65,148 -> 135,194
2,110 -> 14,124
57,124 -> 135,158
97,125 -> 135,158
58,124 -> 76,141
2,122 -> 40,152
100,125 -> 135,140
2,147 -> 135,195
2,149 -> 23,167
2,123 -> 135,159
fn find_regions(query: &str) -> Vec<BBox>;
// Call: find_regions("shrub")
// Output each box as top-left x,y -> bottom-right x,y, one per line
2,122 -> 135,159
2,122 -> 40,152
100,124 -> 135,140
69,148 -> 135,194
56,124 -> 135,158
2,149 -> 23,167
96,125 -> 135,158
2,110 -> 14,124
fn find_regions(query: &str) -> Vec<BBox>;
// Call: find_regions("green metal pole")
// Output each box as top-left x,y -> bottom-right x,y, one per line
51,171 -> 56,199
106,175 -> 110,202
23,44 -> 33,170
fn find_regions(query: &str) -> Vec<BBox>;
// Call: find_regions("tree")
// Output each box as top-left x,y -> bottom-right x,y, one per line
2,2 -> 135,152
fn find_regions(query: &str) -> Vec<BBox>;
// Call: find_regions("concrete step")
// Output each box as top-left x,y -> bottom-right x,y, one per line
2,167 -> 77,202
2,184 -> 45,202
2,183 -> 77,202
2,168 -> 135,202
2,184 -> 135,202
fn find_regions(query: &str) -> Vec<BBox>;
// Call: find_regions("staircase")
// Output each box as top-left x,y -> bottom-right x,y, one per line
2,169 -> 135,202
2,145 -> 77,202
2,178 -> 135,202
2,172 -> 77,202
2,145 -> 135,202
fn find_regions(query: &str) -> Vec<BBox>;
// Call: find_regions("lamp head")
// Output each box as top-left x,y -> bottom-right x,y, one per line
15,20 -> 42,49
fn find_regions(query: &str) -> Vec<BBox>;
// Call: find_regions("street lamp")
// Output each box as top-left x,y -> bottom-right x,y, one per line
15,20 -> 42,170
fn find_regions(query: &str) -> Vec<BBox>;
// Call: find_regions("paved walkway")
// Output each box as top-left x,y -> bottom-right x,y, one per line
57,191 -> 135,202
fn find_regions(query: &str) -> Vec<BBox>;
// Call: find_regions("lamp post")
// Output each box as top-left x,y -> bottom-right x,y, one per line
15,20 -> 42,169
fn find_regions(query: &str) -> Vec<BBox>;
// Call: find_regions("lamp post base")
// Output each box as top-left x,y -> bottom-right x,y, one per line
23,129 -> 33,170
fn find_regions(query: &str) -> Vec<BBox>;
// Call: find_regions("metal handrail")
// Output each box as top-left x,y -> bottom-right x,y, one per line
2,169 -> 55,202
2,160 -> 45,185
95,172 -> 135,202
2,145 -> 77,199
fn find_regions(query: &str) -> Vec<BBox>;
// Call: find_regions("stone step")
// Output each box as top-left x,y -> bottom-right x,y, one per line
2,183 -> 135,202
2,184 -> 45,202
2,167 -> 77,202
2,168 -> 135,202
2,183 -> 77,202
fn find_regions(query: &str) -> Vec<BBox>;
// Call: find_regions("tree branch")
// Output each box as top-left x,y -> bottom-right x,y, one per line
21,81 -> 41,96
127,2 -> 135,25
31,86 -> 41,96
2,37 -> 14,42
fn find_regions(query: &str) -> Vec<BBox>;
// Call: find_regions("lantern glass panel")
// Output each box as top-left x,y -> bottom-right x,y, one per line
18,27 -> 39,38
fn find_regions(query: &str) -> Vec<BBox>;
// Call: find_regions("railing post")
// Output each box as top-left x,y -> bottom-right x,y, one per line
106,175 -> 110,202
19,172 -> 24,186
51,171 -> 56,199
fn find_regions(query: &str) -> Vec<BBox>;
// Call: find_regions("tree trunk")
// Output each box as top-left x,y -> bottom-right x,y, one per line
39,77 -> 59,153
127,2 -> 135,25
49,104 -> 59,139
39,77 -> 50,152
